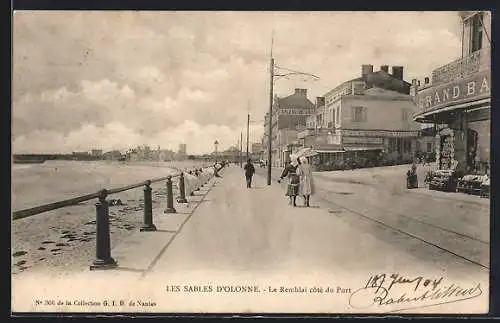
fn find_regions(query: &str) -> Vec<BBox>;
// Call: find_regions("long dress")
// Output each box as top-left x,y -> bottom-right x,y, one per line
297,163 -> 315,196
280,164 -> 299,196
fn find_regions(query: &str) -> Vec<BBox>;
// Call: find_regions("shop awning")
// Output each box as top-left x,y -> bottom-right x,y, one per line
343,147 -> 384,151
316,150 -> 344,153
413,98 -> 490,123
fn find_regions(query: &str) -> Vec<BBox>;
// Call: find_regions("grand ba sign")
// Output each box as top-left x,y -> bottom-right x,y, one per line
415,70 -> 490,113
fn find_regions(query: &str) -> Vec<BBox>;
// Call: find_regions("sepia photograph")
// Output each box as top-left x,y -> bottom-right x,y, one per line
11,10 -> 491,314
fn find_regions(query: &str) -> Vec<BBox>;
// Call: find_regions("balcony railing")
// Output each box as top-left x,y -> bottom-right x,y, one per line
431,47 -> 490,86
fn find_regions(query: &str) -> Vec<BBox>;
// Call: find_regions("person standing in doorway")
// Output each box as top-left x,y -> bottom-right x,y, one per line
297,156 -> 315,207
244,159 -> 255,188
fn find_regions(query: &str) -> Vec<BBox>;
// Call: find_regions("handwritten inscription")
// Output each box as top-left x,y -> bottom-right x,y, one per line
349,273 -> 482,312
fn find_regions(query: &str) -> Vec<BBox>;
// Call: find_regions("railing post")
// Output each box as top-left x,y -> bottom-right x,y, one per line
90,189 -> 117,270
164,176 -> 177,214
140,180 -> 157,232
178,173 -> 188,203
188,171 -> 195,196
199,168 -> 204,187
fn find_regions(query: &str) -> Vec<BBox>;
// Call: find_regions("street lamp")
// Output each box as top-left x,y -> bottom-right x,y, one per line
214,140 -> 219,162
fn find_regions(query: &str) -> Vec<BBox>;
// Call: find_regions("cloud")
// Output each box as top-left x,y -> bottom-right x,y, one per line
13,11 -> 465,154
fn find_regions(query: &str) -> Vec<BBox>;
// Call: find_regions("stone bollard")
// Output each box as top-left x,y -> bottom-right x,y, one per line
90,189 -> 118,270
140,180 -> 157,232
178,173 -> 188,203
164,176 -> 177,214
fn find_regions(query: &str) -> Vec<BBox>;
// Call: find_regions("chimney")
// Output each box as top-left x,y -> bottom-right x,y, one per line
294,88 -> 307,96
316,96 -> 325,107
391,66 -> 404,80
380,65 -> 389,73
361,64 -> 374,78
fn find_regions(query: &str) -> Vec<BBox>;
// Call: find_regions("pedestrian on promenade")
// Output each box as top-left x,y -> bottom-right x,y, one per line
243,158 -> 256,188
214,161 -> 222,177
278,157 -> 300,207
297,156 -> 315,207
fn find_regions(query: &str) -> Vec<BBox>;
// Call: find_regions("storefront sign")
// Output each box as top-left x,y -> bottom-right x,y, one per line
343,129 -> 419,138
415,70 -> 490,113
343,136 -> 383,145
279,108 -> 312,115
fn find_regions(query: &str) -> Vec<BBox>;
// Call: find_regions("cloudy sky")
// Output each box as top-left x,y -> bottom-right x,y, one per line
12,11 -> 463,154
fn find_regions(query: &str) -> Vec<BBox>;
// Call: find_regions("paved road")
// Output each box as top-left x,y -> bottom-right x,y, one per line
141,165 -> 489,313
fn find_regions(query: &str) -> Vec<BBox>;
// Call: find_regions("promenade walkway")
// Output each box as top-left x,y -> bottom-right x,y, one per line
12,165 -> 488,314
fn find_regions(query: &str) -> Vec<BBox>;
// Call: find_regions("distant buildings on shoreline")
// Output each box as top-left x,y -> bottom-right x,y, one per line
13,143 -> 192,163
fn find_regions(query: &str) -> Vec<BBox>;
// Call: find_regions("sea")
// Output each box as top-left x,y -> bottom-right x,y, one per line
11,160 -> 207,212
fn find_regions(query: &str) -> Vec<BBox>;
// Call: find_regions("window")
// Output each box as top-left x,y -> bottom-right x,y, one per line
402,108 -> 409,122
352,106 -> 367,122
388,138 -> 398,153
427,142 -> 432,152
353,82 -> 365,95
470,13 -> 484,53
403,139 -> 412,154
336,108 -> 340,124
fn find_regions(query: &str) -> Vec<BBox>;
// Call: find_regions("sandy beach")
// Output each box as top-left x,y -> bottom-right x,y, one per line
11,160 -> 208,276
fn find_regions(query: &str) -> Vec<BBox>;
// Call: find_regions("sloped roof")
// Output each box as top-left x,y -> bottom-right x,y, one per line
324,71 -> 411,97
324,77 -> 364,96
277,93 -> 315,109
363,87 -> 413,99
365,71 -> 411,94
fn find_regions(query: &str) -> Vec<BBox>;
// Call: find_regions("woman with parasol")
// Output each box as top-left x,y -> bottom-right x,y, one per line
278,154 -> 301,207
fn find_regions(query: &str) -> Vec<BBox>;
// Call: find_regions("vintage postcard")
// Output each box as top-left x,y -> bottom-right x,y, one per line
11,11 -> 490,314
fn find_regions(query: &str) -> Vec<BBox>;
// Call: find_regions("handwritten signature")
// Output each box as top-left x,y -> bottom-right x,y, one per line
349,273 -> 483,312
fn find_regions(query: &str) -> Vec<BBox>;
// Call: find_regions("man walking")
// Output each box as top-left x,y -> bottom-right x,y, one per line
244,158 -> 256,188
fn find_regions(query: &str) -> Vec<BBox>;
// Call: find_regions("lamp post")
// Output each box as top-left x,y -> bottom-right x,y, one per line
214,140 -> 219,162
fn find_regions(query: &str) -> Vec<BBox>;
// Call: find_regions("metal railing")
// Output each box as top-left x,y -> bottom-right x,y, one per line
12,163 -> 226,270
431,47 -> 490,86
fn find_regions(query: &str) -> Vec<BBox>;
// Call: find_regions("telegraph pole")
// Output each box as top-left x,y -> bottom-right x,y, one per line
240,132 -> 243,167
265,31 -> 319,186
267,33 -> 274,186
246,113 -> 250,161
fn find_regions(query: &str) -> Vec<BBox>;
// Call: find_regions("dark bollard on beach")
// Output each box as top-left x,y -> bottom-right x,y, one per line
140,180 -> 157,232
90,189 -> 118,270
164,176 -> 177,214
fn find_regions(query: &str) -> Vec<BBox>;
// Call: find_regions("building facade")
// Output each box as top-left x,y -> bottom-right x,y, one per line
299,64 -> 420,170
412,11 -> 491,175
177,143 -> 187,160
251,142 -> 264,160
263,88 -> 315,166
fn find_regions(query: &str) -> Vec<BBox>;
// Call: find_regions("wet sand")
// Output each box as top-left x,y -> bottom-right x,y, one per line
12,160 -> 206,276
